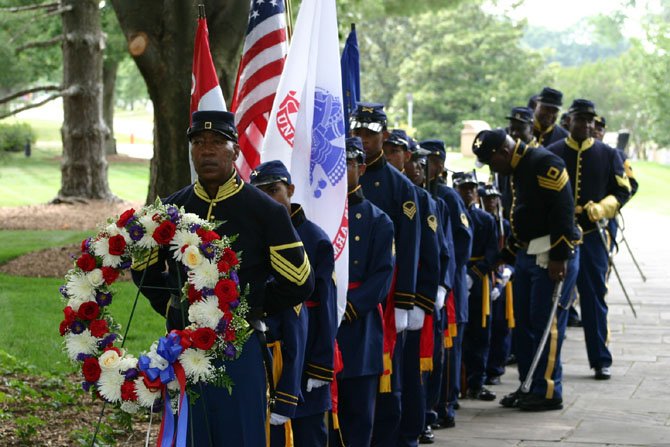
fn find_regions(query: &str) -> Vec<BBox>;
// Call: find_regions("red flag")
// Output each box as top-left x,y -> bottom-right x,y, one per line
190,14 -> 227,181
230,0 -> 288,180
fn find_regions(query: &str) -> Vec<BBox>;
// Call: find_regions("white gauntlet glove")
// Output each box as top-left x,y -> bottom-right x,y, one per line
466,274 -> 474,291
500,267 -> 512,286
435,286 -> 447,311
491,287 -> 501,301
306,378 -> 329,392
270,413 -> 290,425
408,307 -> 425,330
395,308 -> 409,333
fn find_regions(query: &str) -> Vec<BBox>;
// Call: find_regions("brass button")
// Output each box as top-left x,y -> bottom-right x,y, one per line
353,260 -> 359,265
356,213 -> 362,219
212,202 -> 217,207
355,236 -> 360,241
374,181 -> 380,187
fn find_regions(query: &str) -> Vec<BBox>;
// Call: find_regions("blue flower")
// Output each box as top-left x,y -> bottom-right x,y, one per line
224,344 -> 237,358
97,333 -> 117,349
200,242 -> 216,260
70,320 -> 85,334
167,206 -> 181,223
82,381 -> 92,392
124,368 -> 139,380
129,224 -> 145,242
96,291 -> 112,307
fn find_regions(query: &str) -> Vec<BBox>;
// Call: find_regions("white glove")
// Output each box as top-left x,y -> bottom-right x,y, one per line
500,267 -> 512,286
306,378 -> 329,392
491,287 -> 501,301
395,308 -> 409,333
466,274 -> 474,291
408,307 -> 425,330
269,412 -> 290,425
535,251 -> 549,269
435,286 -> 447,311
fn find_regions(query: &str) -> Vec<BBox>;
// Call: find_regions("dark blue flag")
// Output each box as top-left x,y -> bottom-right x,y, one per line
341,25 -> 360,130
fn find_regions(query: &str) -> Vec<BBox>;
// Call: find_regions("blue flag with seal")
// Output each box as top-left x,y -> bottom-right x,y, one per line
341,24 -> 360,129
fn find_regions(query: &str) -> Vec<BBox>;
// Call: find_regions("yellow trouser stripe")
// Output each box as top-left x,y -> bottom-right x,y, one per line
544,314 -> 559,399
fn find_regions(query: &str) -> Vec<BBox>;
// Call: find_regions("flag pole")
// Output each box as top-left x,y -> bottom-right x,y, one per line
285,0 -> 293,40
198,3 -> 205,19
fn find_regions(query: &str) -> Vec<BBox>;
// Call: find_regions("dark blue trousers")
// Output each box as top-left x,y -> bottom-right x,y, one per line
487,293 -> 511,378
398,329 -> 424,447
513,249 -> 579,399
337,374 -> 378,447
577,231 -> 612,369
462,276 -> 492,389
371,330 -> 406,446
292,412 -> 327,447
186,331 -> 267,446
425,308 -> 445,427
438,322 -> 465,420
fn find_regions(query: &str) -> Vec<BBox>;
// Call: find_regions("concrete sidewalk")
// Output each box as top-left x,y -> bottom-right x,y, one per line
432,211 -> 670,446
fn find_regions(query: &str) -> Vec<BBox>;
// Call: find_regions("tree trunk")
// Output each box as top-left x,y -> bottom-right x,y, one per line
57,0 -> 114,202
103,58 -> 119,156
111,0 -> 248,204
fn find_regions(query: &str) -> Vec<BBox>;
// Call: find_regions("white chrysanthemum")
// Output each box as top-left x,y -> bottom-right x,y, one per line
87,269 -> 105,287
92,238 -> 123,267
188,296 -> 224,329
182,245 -> 203,268
66,273 -> 96,302
170,230 -> 202,262
180,348 -> 215,383
64,330 -> 99,360
119,355 -> 137,371
97,369 -> 125,403
120,401 -> 140,414
136,214 -> 159,249
180,213 -> 205,228
188,259 -> 219,290
134,377 -> 160,408
99,349 -> 121,370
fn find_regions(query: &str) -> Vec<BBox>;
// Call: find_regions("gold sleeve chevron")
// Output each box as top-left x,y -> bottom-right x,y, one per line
537,167 -> 569,192
270,242 -> 311,286
623,160 -> 635,179
427,215 -> 438,233
616,174 -> 632,191
403,201 -> 417,220
131,248 -> 159,271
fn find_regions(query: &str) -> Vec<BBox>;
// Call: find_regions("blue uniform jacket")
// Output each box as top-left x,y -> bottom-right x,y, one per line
435,196 -> 455,291
413,186 -> 441,314
467,204 -> 499,279
290,204 -> 338,417
431,180 -> 473,323
265,304 -> 308,417
359,155 -> 420,310
534,123 -> 568,147
338,187 -> 394,379
131,173 -> 315,329
548,137 -> 632,233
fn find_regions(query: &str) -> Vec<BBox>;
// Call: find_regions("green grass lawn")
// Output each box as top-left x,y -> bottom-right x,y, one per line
0,273 -> 166,375
0,149 -> 149,206
0,229 -> 92,264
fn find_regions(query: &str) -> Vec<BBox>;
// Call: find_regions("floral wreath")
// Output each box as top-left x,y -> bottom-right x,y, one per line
58,199 -> 251,416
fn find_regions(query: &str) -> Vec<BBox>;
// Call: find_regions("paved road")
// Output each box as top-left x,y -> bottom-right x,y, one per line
433,210 -> 670,446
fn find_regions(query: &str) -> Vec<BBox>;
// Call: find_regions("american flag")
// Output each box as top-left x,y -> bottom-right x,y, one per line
231,0 -> 289,180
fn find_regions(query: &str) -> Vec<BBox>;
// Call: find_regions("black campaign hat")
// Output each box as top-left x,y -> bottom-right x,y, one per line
472,128 -> 507,165
594,115 -> 607,128
419,139 -> 446,162
568,99 -> 597,117
187,110 -> 238,142
249,160 -> 292,186
479,184 -> 502,197
506,106 -> 534,124
350,102 -> 387,133
384,129 -> 411,150
452,171 -> 478,187
345,137 -> 365,163
536,87 -> 563,108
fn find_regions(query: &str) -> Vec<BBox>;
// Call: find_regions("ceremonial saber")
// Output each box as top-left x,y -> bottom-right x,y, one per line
615,214 -> 647,282
521,280 -> 563,394
597,220 -> 638,318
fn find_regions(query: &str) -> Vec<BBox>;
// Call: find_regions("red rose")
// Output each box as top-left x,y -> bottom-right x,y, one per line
191,327 -> 217,350
222,248 -> 239,267
76,253 -> 96,272
77,301 -> 100,321
187,285 -> 202,304
196,228 -> 221,243
174,329 -> 193,350
121,381 -> 138,401
116,208 -> 136,228
59,320 -> 69,336
80,239 -> 89,253
142,373 -> 162,391
107,235 -> 126,256
214,279 -> 239,305
217,259 -> 230,273
224,325 -> 236,342
89,319 -> 109,337
101,267 -> 119,285
152,221 -> 177,245
82,357 -> 101,383
63,306 -> 76,324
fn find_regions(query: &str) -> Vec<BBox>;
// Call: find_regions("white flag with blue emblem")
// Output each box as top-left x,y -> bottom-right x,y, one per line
261,0 -> 348,323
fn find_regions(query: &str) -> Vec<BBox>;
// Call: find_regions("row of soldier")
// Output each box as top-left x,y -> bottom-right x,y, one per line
132,85 -> 636,446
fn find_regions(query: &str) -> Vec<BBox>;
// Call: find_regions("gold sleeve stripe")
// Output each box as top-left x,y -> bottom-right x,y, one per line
550,235 -> 575,249
623,160 -> 635,179
271,241 -> 306,251
346,301 -> 358,319
395,292 -> 415,298
471,266 -> 484,279
403,201 -> 417,220
306,371 -> 332,381
537,169 -> 569,192
307,363 -> 334,373
616,174 -> 631,191
275,397 -> 298,406
276,391 -> 299,401
427,215 -> 438,233
270,252 -> 311,286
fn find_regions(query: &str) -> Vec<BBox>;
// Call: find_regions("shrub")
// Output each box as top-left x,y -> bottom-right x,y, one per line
0,122 -> 36,152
